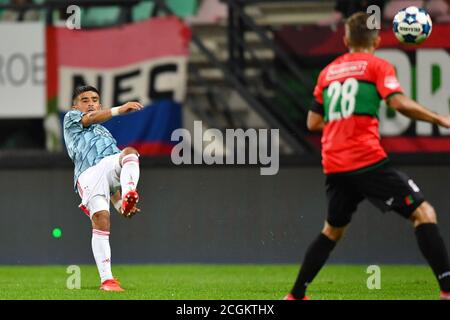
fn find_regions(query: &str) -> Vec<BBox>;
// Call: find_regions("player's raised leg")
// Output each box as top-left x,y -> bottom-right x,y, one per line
119,147 -> 140,216
410,202 -> 450,299
91,210 -> 123,292
285,222 -> 345,300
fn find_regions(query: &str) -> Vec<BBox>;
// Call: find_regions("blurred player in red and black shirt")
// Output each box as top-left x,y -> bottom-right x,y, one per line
285,12 -> 450,300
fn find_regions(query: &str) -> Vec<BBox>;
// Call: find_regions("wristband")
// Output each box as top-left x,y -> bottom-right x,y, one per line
111,107 -> 120,117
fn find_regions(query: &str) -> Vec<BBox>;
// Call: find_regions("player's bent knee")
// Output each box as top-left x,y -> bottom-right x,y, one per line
91,210 -> 111,232
121,147 -> 139,156
322,223 -> 346,242
410,202 -> 437,226
120,147 -> 139,165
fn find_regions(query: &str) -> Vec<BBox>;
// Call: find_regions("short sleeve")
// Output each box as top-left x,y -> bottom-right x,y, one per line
63,110 -> 84,134
311,70 -> 325,115
376,62 -> 403,100
313,69 -> 326,103
310,99 -> 324,116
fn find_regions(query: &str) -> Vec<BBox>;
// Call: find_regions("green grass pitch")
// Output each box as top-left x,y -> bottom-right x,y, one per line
0,264 -> 440,300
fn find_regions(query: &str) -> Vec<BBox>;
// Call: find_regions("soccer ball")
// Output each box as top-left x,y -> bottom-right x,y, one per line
393,6 -> 432,45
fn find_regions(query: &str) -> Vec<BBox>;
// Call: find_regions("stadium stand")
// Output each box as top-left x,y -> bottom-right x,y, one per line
384,0 -> 450,22
82,5 -> 121,28
166,0 -> 197,18
132,0 -> 155,22
0,0 -> 41,21
187,1 -> 335,139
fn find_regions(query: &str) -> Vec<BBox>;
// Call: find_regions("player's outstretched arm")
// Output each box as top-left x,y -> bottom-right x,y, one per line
388,94 -> 450,129
307,111 -> 325,132
80,102 -> 144,127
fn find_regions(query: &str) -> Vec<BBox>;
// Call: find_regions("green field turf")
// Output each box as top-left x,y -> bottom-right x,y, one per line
0,264 -> 441,300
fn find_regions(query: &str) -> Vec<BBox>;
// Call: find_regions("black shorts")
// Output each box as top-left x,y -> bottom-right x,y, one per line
325,161 -> 425,227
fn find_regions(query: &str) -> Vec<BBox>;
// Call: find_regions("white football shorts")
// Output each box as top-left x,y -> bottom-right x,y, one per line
76,153 -> 121,219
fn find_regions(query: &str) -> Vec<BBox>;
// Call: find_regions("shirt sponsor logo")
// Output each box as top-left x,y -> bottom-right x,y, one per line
326,61 -> 368,81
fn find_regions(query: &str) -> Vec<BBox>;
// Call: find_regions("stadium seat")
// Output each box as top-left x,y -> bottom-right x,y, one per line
132,1 -> 155,22
0,0 -> 9,18
166,0 -> 197,18
0,0 -> 42,21
426,0 -> 450,22
32,0 -> 46,21
383,0 -> 424,21
186,0 -> 228,25
82,6 -> 121,28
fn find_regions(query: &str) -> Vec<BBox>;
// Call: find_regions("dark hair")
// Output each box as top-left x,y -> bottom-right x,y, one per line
345,12 -> 379,48
72,85 -> 100,102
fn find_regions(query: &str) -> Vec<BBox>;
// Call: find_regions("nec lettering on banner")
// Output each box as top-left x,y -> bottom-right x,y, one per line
58,57 -> 187,109
53,17 -> 190,109
0,22 -> 45,118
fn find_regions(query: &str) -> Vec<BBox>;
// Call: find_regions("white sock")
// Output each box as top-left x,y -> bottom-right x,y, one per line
92,229 -> 113,283
120,154 -> 140,195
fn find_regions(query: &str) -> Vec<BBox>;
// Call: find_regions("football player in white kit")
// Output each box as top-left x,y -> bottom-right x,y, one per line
64,85 -> 143,292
